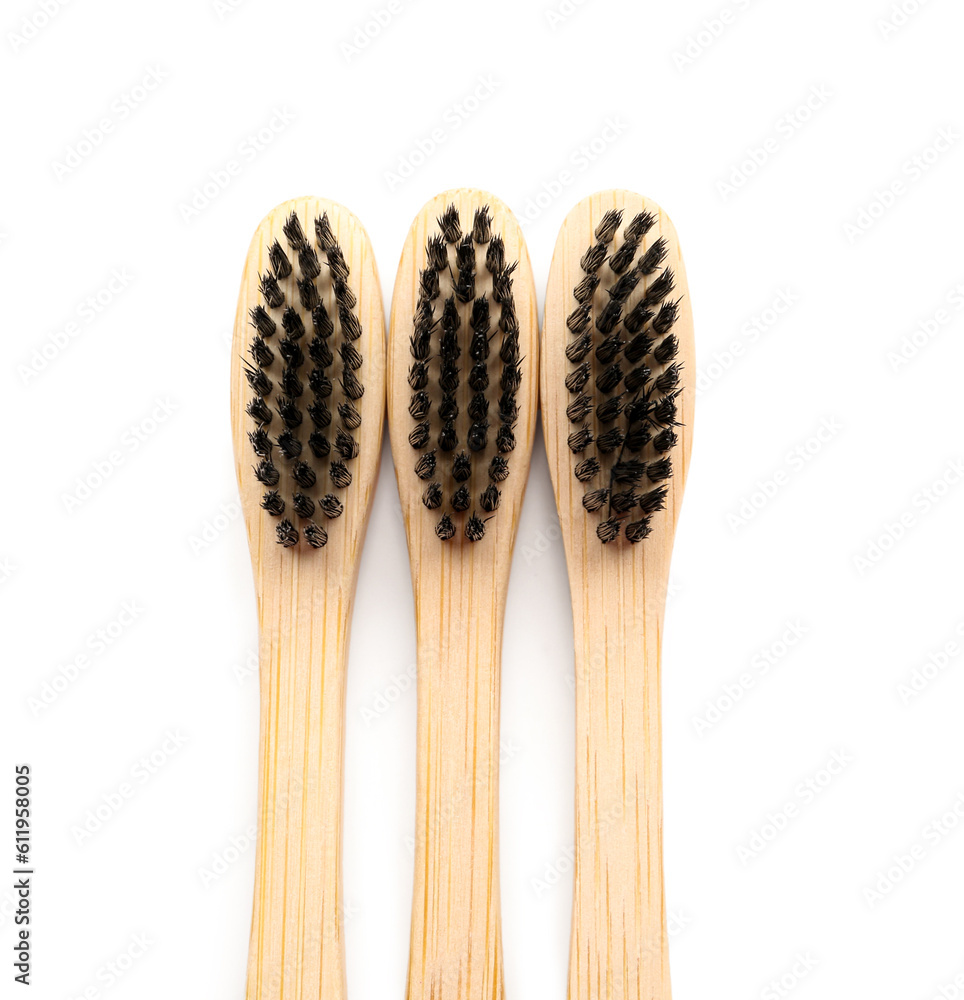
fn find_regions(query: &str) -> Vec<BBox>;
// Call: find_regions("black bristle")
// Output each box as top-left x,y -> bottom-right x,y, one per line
278,338 -> 304,368
282,307 -> 305,339
308,398 -> 330,428
610,266 -> 643,303
486,236 -> 505,274
280,367 -> 304,398
596,299 -> 623,334
339,305 -> 362,342
335,430 -> 359,460
261,491 -> 284,516
642,269 -> 675,308
472,206 -> 493,243
243,362 -> 272,397
452,452 -> 472,483
299,245 -> 321,280
415,452 -> 437,481
568,428 -> 594,453
611,490 -> 638,514
330,461 -> 352,489
250,337 -> 274,367
573,273 -> 600,304
624,333 -> 653,365
638,486 -> 668,515
314,213 -> 336,253
250,305 -> 276,337
623,301 -> 653,336
464,515 -> 486,542
438,422 -> 458,452
653,301 -> 680,337
596,428 -> 625,454
638,237 -> 668,274
624,211 -> 656,242
292,493 -> 315,519
334,279 -> 356,310
596,397 -> 623,423
260,273 -> 284,308
595,364 -> 624,394
566,363 -> 591,394
292,461 -> 316,488
423,482 -> 443,509
326,246 -> 349,282
467,422 -> 488,452
574,457 -> 599,482
647,458 -> 673,482
277,396 -> 302,429
608,237 -> 639,275
277,428 -> 302,460
427,235 -> 448,271
596,519 -> 621,543
480,485 -> 500,512
340,342 -> 363,371
438,205 -> 461,243
408,213 -> 522,542
276,520 -> 299,547
410,422 -> 430,449
338,401 -> 362,430
246,397 -> 272,425
341,369 -> 364,400
254,459 -> 280,486
567,303 -> 591,335
319,494 -> 344,519
623,366 -> 650,394
567,394 -> 593,423
308,432 -> 330,458
308,367 -> 333,396
248,428 -> 272,457
489,456 -> 510,482
312,302 -> 334,338
654,363 -> 683,394
298,278 -> 319,310
612,460 -> 647,486
595,209 -> 623,244
420,268 -> 440,301
580,243 -> 607,273
408,361 -> 429,390
566,334 -> 593,363
304,522 -> 328,548
269,240 -> 292,278
625,519 -> 652,543
582,489 -> 609,513
283,212 -> 307,250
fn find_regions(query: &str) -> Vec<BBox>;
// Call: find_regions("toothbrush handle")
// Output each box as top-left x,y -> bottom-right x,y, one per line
406,612 -> 505,1000
569,606 -> 671,1000
246,595 -> 349,1000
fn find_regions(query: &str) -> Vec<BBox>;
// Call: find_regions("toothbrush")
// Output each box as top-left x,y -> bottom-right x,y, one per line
387,190 -> 538,1000
231,197 -> 385,1000
540,191 -> 694,1000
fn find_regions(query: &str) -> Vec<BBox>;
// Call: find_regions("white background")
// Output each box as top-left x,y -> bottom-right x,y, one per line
3,0 -> 964,998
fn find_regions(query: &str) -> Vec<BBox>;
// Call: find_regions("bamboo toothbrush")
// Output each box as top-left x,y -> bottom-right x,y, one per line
231,197 -> 385,1000
541,191 -> 694,1000
387,189 -> 538,1000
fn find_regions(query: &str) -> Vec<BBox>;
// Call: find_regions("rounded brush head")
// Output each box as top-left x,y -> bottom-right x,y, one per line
388,189 -> 538,554
542,191 -> 694,553
231,198 -> 384,559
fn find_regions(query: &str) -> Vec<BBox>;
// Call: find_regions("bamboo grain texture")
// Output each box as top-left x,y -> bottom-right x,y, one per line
387,189 -> 539,1000
231,197 -> 386,1000
541,191 -> 695,1000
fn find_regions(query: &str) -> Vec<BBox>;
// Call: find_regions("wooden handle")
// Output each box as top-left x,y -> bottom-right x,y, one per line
570,589 -> 670,1000
408,591 -> 505,1000
387,189 -> 539,1000
246,594 -> 350,1000
540,191 -> 695,1000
